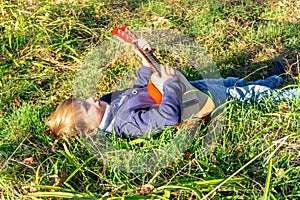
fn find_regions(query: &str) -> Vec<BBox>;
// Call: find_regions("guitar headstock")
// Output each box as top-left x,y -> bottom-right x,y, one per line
112,26 -> 139,44
112,26 -> 161,75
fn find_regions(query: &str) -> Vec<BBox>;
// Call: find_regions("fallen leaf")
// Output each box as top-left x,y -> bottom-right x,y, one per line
50,95 -> 58,103
275,168 -> 285,177
279,102 -> 290,112
21,181 -> 37,194
139,184 -> 155,196
23,157 -> 34,165
49,175 -> 61,186
30,181 -> 37,193
13,97 -> 22,107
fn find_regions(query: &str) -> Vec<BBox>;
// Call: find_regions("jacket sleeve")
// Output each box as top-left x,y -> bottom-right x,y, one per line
133,66 -> 152,88
129,77 -> 183,135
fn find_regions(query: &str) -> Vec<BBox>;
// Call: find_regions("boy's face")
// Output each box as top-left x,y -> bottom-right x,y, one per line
82,97 -> 107,130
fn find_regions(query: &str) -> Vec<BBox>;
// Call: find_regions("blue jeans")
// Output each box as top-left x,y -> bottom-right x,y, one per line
190,75 -> 299,104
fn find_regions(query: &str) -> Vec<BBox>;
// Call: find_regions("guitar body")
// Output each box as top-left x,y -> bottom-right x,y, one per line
147,82 -> 162,104
150,70 -> 215,120
113,26 -> 215,121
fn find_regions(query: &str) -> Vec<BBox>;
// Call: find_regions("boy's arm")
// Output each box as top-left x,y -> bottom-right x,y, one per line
133,38 -> 153,88
133,66 -> 152,88
133,77 -> 183,134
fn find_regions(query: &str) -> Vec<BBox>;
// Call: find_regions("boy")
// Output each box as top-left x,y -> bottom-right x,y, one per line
49,40 -> 184,137
48,40 -> 299,138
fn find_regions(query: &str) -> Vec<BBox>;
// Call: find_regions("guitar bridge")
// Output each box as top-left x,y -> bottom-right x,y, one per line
182,99 -> 199,107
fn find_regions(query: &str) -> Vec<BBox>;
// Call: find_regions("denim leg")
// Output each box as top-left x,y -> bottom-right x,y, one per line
272,88 -> 300,102
189,75 -> 286,103
226,85 -> 273,102
190,78 -> 230,106
247,75 -> 283,89
190,77 -> 245,92
226,85 -> 300,102
222,77 -> 246,87
189,79 -> 210,93
190,75 -> 283,90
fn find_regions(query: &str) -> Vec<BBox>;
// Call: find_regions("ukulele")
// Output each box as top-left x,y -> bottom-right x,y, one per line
112,26 -> 215,121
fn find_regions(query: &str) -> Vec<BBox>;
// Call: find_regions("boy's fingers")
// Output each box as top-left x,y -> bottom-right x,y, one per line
160,65 -> 166,75
138,38 -> 152,52
165,65 -> 169,73
168,66 -> 175,75
143,43 -> 151,51
162,65 -> 175,75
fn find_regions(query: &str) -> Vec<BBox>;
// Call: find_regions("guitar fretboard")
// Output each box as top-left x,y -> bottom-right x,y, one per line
133,40 -> 162,77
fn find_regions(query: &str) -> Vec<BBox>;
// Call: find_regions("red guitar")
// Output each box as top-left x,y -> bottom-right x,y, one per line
112,26 -> 215,121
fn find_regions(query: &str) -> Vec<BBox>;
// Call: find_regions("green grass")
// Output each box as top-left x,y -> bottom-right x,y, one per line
1,0 -> 300,199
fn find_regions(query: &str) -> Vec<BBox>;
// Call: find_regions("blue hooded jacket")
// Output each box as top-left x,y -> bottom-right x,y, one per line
99,66 -> 183,137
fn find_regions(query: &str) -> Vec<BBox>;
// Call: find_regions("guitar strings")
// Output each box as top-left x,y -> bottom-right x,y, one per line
120,29 -> 161,76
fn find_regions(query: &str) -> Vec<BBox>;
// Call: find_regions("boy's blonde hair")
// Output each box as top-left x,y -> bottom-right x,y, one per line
48,98 -> 89,138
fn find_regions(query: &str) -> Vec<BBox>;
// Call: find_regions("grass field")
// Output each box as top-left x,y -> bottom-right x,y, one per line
0,0 -> 299,199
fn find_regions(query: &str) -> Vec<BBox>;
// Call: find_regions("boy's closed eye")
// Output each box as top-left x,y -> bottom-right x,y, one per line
82,101 -> 91,112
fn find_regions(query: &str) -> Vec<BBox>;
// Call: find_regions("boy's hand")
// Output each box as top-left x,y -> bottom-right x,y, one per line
136,38 -> 152,52
151,65 -> 176,86
133,38 -> 152,68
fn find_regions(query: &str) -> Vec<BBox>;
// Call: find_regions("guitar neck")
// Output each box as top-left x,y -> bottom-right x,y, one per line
112,27 -> 161,76
133,40 -> 161,77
